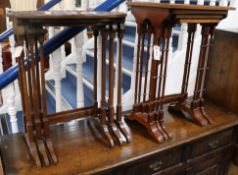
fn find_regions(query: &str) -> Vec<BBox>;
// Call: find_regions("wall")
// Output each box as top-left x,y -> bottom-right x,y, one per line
217,1 -> 238,33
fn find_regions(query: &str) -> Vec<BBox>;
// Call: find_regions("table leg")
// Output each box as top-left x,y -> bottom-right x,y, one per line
108,25 -> 126,145
116,23 -> 130,143
39,35 -> 57,165
169,24 -> 214,126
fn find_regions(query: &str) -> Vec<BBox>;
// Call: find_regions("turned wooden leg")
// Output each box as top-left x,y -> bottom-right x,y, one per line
20,31 -> 41,166
128,22 -> 165,143
133,24 -> 142,111
29,42 -> 49,166
108,25 -> 126,145
93,30 -> 99,117
18,50 -> 41,167
38,35 -> 57,165
169,24 -> 214,126
116,24 -> 130,142
90,29 -> 114,147
191,25 -> 214,125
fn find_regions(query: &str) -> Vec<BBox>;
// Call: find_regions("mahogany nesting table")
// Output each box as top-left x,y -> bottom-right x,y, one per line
126,2 -> 235,143
8,10 -> 129,167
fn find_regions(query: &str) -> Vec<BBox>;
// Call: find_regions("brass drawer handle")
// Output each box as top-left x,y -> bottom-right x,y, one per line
208,140 -> 220,149
149,161 -> 164,171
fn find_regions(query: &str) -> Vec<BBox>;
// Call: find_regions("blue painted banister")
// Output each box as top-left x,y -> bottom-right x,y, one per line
0,0 -> 63,42
0,0 -> 125,90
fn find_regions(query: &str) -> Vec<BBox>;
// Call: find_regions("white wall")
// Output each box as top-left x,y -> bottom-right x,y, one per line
217,1 -> 238,33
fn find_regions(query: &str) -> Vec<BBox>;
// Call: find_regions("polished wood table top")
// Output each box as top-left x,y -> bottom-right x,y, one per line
127,2 -> 235,10
127,2 -> 235,24
8,11 -> 126,26
1,104 -> 238,175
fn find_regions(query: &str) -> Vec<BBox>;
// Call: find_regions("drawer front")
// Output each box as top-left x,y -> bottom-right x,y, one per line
189,129 -> 233,158
94,167 -> 125,175
124,146 -> 183,175
187,145 -> 232,175
152,163 -> 185,175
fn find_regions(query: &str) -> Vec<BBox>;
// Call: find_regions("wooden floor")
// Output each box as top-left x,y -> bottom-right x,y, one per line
1,103 -> 238,175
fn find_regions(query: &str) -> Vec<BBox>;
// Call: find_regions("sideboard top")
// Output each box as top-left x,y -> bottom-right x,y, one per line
1,103 -> 238,175
127,2 -> 235,11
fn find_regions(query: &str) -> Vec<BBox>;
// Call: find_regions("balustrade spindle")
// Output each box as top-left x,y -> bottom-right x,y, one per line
5,78 -> 18,133
178,23 -> 188,50
97,34 -> 102,105
3,8 -> 19,133
184,0 -> 190,4
178,0 -> 190,51
122,23 -> 139,111
170,0 -> 175,4
52,48 -> 62,112
210,0 -> 216,6
81,0 -> 90,10
197,0 -> 205,5
219,0 -> 228,6
75,33 -> 85,108
4,0 -> 38,134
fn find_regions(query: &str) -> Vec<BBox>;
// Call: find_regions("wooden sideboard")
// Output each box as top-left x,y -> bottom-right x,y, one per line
205,29 -> 238,167
1,103 -> 237,175
205,30 -> 238,116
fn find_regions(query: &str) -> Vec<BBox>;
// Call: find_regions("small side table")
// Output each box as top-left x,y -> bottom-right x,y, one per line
127,2 -> 234,143
9,10 -> 129,167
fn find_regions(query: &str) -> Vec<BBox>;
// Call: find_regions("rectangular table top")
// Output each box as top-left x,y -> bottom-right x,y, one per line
127,2 -> 235,11
127,2 -> 235,25
8,11 -> 126,27
1,103 -> 238,175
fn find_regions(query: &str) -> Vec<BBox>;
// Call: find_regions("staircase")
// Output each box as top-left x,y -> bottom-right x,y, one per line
45,16 -> 181,112
0,0 -> 236,135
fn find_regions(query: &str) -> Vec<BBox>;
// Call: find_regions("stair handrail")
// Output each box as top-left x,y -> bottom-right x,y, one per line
0,0 -> 125,90
0,0 -> 63,43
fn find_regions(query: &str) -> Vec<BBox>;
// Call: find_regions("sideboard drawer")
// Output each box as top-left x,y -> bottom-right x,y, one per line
152,163 -> 185,175
189,129 -> 233,158
124,146 -> 183,175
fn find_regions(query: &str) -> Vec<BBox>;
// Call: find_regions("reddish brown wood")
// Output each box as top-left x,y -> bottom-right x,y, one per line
93,29 -> 99,120
11,11 -> 127,167
1,103 -> 237,175
181,23 -> 196,97
88,27 -> 114,147
203,30 -> 238,166
37,0 -> 45,8
108,26 -> 119,143
133,25 -> 142,111
169,24 -> 215,126
205,30 -> 238,115
0,0 -> 10,33
2,46 -> 12,71
127,2 -> 233,143
157,27 -> 172,141
116,24 -> 130,142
